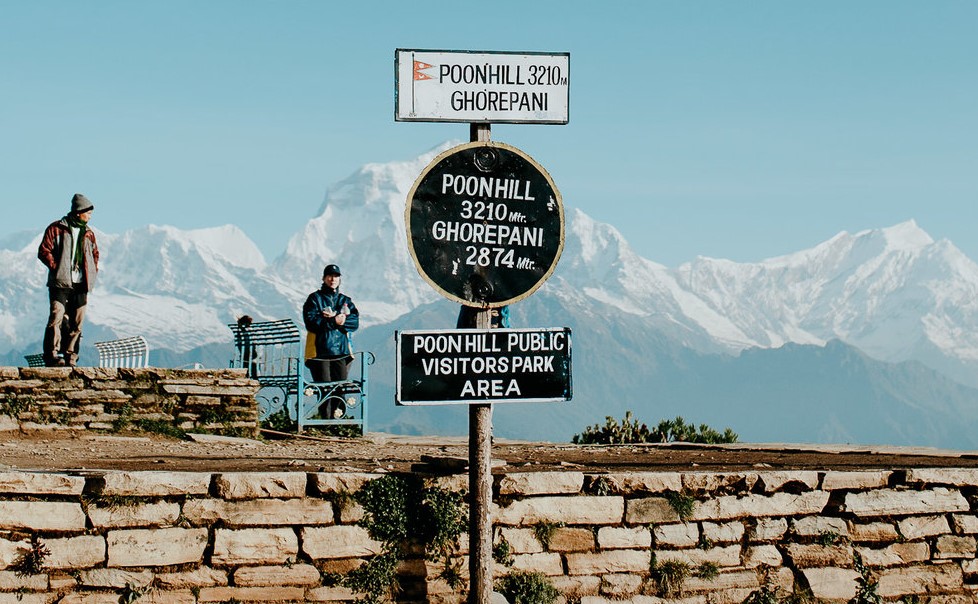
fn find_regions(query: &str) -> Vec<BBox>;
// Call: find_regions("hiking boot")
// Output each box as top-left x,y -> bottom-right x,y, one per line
45,356 -> 66,367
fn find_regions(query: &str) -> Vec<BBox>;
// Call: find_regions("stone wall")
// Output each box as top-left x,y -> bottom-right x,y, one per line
0,367 -> 258,438
2,467 -> 978,603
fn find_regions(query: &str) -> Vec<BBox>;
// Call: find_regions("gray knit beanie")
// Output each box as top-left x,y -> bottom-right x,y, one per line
70,193 -> 94,214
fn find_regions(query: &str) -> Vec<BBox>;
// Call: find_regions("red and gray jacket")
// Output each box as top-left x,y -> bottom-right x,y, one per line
37,218 -> 99,291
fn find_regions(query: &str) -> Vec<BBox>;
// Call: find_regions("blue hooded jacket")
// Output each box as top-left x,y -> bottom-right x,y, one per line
302,286 -> 359,358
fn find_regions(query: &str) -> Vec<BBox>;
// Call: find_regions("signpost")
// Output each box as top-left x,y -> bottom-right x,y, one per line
396,327 -> 572,406
395,48 -> 570,604
404,141 -> 564,307
395,49 -> 570,124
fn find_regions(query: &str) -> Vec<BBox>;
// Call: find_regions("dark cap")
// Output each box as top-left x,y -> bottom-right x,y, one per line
323,264 -> 342,277
70,193 -> 94,214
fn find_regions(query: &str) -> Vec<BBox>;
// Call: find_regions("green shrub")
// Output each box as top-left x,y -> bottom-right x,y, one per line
572,411 -> 650,444
343,551 -> 399,604
0,395 -> 35,418
572,413 -> 737,445
496,570 -> 559,604
651,416 -> 738,444
261,406 -> 296,432
134,418 -> 186,439
309,423 -> 363,438
348,474 -> 466,602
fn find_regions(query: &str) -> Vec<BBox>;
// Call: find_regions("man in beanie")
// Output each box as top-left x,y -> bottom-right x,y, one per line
37,193 -> 100,366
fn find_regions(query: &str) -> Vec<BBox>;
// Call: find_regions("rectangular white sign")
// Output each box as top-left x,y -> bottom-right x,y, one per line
395,49 -> 570,124
395,327 -> 573,405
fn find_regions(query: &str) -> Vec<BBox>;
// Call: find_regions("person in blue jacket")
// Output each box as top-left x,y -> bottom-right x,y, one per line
302,264 -> 359,386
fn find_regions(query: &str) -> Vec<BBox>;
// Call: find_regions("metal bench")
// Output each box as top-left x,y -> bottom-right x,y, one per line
227,318 -> 371,434
300,351 -> 373,434
94,336 -> 150,368
24,354 -> 45,368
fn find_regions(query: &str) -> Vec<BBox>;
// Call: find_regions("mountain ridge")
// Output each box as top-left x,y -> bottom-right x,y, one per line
3,144 -> 978,446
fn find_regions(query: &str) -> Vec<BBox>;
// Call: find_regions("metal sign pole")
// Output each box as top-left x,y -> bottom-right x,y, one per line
468,122 -> 494,604
397,49 -> 569,604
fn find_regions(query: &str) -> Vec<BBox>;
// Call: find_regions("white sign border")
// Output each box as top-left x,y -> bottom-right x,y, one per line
403,140 -> 565,308
395,48 -> 570,125
395,327 -> 573,406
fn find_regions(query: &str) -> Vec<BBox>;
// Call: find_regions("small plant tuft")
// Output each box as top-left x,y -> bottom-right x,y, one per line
652,559 -> 691,597
533,521 -> 563,550
12,536 -> 50,577
111,402 -> 134,431
694,561 -> 720,581
134,418 -> 186,438
439,559 -> 465,590
120,582 -> 149,604
320,572 -> 343,587
308,423 -> 363,438
261,406 -> 296,432
815,530 -> 843,546
493,536 -> 515,567
849,551 -> 882,604
588,475 -> 612,495
666,491 -> 697,522
743,584 -> 783,604
496,570 -> 560,604
92,494 -> 143,509
330,489 -> 356,515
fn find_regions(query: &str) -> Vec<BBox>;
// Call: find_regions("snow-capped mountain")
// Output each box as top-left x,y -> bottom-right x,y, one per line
270,143 -> 452,324
0,224 -> 299,354
4,144 -> 978,445
673,221 -> 978,387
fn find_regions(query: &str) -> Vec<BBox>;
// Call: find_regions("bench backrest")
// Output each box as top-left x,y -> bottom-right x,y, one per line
24,354 -> 45,368
94,336 -> 150,368
228,319 -> 301,380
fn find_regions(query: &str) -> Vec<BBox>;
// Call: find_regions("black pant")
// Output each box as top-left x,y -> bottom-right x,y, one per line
305,356 -> 351,383
44,286 -> 87,364
305,356 -> 352,419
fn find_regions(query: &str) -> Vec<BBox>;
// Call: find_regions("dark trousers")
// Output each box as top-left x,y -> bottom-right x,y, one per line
305,356 -> 352,419
305,356 -> 351,383
44,286 -> 87,364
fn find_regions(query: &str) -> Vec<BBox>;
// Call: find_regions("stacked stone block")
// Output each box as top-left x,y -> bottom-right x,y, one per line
0,367 -> 257,437
2,466 -> 978,602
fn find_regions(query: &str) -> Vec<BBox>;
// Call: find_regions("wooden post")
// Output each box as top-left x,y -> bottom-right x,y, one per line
468,122 -> 494,604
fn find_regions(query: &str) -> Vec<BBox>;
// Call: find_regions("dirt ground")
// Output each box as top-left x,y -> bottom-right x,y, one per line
2,429 -> 978,474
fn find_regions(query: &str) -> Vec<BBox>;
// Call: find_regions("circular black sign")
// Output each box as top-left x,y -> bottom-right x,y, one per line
405,142 -> 564,307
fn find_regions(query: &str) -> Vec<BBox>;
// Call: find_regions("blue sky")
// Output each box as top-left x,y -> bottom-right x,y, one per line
2,1 -> 976,267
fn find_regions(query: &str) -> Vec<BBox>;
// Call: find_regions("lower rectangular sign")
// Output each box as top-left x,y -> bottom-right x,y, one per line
396,327 -> 572,405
